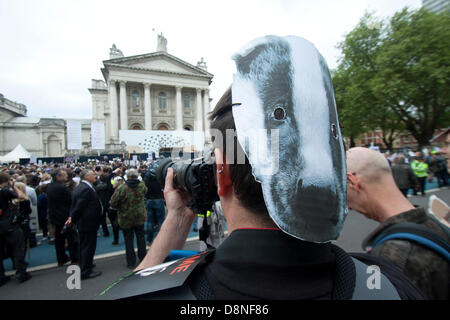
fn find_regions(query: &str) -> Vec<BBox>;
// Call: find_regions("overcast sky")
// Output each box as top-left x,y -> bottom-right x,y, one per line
0,0 -> 422,119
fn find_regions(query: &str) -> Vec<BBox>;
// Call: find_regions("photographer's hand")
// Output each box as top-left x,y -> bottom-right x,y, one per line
135,168 -> 195,271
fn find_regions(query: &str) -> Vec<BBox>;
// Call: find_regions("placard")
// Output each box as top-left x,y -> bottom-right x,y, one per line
66,120 -> 82,150
91,121 -> 105,150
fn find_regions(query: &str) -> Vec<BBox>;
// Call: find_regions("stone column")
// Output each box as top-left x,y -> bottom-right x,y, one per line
144,83 -> 152,130
203,89 -> 210,138
195,88 -> 203,132
175,86 -> 183,130
108,79 -> 119,141
119,81 -> 128,130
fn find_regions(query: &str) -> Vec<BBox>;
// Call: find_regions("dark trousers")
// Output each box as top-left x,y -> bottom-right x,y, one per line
436,170 -> 449,187
400,189 -> 409,197
417,177 -> 426,195
38,217 -> 48,237
0,226 -> 28,279
54,224 -> 79,265
99,210 -> 109,236
79,231 -> 97,277
107,209 -> 120,243
122,225 -> 146,267
145,199 -> 166,243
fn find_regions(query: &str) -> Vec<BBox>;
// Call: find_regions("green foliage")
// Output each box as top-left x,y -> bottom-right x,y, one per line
333,7 -> 450,150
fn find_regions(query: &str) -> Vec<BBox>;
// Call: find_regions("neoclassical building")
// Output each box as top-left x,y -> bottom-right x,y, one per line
0,35 -> 213,158
90,35 -> 214,152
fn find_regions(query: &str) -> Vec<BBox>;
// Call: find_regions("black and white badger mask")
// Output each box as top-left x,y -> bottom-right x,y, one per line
232,35 -> 347,242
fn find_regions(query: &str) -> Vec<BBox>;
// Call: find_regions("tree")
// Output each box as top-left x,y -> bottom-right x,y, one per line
333,12 -> 404,151
373,8 -> 450,149
333,8 -> 450,151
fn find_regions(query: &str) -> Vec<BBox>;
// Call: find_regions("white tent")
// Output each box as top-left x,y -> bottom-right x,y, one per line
0,144 -> 31,163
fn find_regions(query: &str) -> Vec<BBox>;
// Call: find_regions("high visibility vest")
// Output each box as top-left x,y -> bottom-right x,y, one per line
411,161 -> 428,178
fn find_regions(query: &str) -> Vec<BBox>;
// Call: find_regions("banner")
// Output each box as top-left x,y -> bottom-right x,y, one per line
118,130 -> 205,154
66,120 -> 82,150
91,121 -> 105,150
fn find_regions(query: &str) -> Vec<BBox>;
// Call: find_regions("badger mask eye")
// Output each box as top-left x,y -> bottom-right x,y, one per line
273,106 -> 286,121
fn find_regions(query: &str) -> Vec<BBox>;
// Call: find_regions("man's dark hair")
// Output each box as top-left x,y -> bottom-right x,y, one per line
99,173 -> 109,183
208,87 -> 269,216
0,172 -> 10,185
50,168 -> 65,181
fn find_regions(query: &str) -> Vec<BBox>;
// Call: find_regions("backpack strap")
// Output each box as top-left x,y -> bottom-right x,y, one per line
350,257 -> 400,300
371,222 -> 450,262
331,245 -> 400,300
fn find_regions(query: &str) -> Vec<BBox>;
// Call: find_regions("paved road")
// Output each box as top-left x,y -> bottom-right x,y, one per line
0,187 -> 448,300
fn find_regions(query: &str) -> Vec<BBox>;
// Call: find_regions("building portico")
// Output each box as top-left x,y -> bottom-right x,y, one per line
90,37 -> 213,153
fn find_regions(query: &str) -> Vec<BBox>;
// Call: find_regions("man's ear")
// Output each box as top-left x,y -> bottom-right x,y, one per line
347,172 -> 359,191
214,148 -> 233,197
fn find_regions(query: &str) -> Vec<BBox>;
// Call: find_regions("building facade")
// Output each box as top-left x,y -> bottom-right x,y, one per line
422,0 -> 450,14
0,35 -> 213,158
90,35 -> 213,153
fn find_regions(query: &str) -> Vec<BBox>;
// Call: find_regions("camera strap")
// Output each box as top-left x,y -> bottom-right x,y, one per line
99,249 -> 214,299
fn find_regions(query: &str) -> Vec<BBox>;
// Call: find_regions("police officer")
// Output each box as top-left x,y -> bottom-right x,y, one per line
411,152 -> 429,196
0,172 -> 32,285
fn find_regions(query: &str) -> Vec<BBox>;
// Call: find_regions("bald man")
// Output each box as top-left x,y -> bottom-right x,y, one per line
346,147 -> 449,300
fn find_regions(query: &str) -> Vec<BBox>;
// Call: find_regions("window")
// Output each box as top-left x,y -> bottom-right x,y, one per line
131,123 -> 142,130
183,94 -> 190,109
132,89 -> 140,111
158,92 -> 167,111
158,124 -> 169,130
184,125 -> 192,131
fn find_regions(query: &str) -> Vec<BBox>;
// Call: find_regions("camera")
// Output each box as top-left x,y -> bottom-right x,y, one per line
144,150 -> 219,215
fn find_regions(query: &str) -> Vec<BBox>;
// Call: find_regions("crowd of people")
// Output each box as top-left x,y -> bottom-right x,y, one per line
0,35 -> 449,301
382,150 -> 449,196
0,159 -> 167,284
0,146 -> 448,298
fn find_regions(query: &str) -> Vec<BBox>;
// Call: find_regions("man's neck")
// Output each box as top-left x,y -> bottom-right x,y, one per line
368,184 -> 415,223
222,196 -> 278,234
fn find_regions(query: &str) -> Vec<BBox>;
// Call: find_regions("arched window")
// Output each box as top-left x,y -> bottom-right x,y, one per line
158,92 -> 167,111
158,123 -> 169,130
183,94 -> 190,109
184,125 -> 192,131
131,123 -> 143,130
132,90 -> 140,111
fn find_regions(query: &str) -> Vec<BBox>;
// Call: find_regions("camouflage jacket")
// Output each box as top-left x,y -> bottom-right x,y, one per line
110,179 -> 147,230
362,207 -> 449,300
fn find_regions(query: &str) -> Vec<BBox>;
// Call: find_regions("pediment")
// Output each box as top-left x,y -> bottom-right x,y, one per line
104,53 -> 212,78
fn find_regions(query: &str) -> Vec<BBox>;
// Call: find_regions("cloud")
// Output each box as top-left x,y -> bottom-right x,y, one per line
0,0 -> 421,118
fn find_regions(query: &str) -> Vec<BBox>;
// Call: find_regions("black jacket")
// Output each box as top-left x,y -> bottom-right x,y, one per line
70,181 -> 102,232
46,181 -> 72,226
391,164 -> 418,190
95,181 -> 113,211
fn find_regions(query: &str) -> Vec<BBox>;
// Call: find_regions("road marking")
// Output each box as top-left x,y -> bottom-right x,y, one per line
5,233 -> 222,275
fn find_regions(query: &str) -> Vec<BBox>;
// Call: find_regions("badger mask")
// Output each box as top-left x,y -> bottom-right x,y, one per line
231,35 -> 347,242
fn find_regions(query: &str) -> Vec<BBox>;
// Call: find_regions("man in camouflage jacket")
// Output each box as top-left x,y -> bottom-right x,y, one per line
347,147 -> 449,300
110,169 -> 148,268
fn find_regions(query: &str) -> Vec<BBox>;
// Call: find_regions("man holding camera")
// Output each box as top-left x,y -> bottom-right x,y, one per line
0,172 -> 31,285
110,36 -> 423,300
47,168 -> 79,267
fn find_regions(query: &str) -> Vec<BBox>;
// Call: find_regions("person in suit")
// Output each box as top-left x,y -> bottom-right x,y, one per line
66,169 -> 102,280
47,168 -> 79,266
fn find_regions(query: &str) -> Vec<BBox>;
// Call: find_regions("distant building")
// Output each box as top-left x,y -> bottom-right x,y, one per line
90,34 -> 214,153
0,34 -> 213,158
345,128 -> 448,152
422,0 -> 450,14
0,94 -> 92,158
